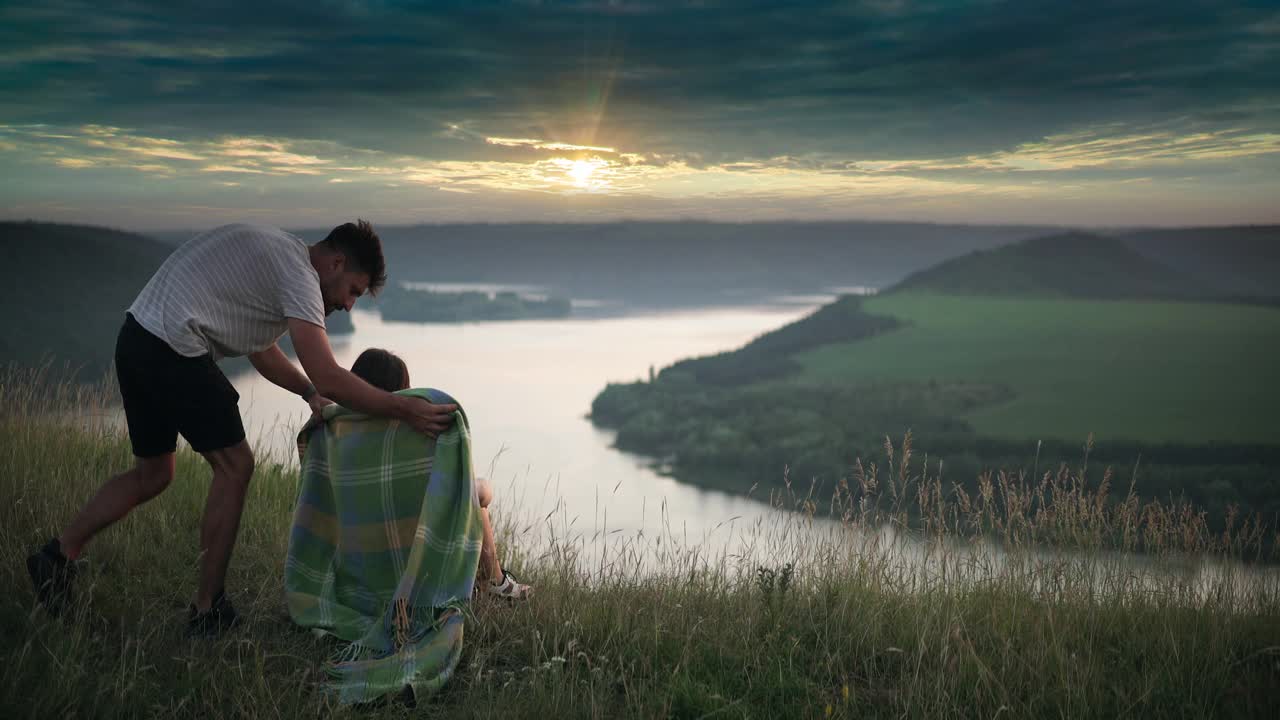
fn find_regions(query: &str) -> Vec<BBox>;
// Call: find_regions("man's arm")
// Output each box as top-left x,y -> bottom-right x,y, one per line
247,343 -> 311,396
248,343 -> 333,418
286,318 -> 457,436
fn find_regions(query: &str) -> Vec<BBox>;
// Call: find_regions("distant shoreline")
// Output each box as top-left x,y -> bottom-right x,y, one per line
376,286 -> 572,323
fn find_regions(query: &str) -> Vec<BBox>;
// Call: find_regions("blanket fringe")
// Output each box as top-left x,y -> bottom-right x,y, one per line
326,601 -> 466,667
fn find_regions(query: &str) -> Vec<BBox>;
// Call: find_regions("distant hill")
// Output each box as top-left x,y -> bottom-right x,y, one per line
283,221 -> 1057,307
150,223 -> 1280,306
3,222 -> 174,381
324,311 -> 354,335
1,222 -> 354,383
890,232 -> 1204,300
1119,226 -> 1280,299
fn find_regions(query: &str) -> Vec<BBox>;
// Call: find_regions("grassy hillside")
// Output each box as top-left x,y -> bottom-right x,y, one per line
659,296 -> 901,386
2,222 -> 173,381
892,232 -> 1202,299
799,293 -> 1280,444
3,374 -> 1277,718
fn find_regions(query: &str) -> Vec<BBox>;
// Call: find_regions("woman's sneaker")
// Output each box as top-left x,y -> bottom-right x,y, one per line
485,569 -> 533,601
26,538 -> 76,617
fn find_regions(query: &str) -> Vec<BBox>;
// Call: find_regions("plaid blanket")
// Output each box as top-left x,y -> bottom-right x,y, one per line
284,388 -> 483,704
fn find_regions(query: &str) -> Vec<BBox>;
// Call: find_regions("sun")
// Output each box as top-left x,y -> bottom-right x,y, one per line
541,156 -> 613,192
568,158 -> 599,188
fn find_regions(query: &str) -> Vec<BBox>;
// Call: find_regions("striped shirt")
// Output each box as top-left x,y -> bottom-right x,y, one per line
129,223 -> 327,359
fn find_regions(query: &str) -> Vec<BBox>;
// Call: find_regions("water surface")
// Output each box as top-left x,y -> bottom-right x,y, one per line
232,302 -> 821,547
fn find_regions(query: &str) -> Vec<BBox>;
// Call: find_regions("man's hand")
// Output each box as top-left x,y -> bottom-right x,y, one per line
307,393 -> 335,423
400,396 -> 459,437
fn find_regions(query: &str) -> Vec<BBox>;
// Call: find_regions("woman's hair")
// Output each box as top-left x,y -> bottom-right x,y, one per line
350,348 -> 409,392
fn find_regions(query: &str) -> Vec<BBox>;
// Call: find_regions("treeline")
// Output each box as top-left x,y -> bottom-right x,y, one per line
377,286 -> 570,323
3,221 -> 173,381
592,378 -> 1280,530
324,311 -> 355,334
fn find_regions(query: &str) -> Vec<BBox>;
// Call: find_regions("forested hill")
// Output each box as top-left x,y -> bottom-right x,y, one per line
3,221 -> 174,381
0,221 -> 354,382
890,232 -> 1203,299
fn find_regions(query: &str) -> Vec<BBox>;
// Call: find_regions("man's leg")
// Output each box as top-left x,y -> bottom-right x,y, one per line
58,454 -> 176,560
28,454 -> 173,616
29,312 -> 179,615
194,440 -> 254,612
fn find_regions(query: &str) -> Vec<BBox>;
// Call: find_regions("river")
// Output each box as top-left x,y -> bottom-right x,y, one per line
229,299 -> 825,551
221,298 -> 1276,598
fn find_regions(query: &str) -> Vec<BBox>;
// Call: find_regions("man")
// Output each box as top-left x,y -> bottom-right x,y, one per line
26,220 -> 457,635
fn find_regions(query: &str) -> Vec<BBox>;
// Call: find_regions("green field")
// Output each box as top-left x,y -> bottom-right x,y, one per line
797,293 -> 1280,445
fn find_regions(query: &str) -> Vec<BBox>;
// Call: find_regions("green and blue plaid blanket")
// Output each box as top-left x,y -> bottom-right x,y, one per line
285,388 -> 483,704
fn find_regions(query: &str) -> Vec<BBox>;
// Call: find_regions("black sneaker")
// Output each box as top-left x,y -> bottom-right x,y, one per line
26,538 -> 76,617
186,591 -> 240,637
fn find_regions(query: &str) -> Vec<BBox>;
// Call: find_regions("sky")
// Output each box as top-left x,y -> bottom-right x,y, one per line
1,0 -> 1278,230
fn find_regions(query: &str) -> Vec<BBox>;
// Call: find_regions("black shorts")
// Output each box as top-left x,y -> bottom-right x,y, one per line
115,313 -> 245,457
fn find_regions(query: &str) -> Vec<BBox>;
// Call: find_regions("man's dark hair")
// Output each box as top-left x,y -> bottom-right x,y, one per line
350,348 -> 409,392
320,219 -> 387,294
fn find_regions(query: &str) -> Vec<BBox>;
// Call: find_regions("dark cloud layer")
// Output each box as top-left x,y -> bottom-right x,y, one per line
2,0 -> 1276,162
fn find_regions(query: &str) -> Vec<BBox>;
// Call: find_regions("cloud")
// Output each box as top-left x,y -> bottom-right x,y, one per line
213,139 -> 327,167
82,127 -> 206,161
3,121 -> 1042,201
844,125 -> 1280,174
0,0 -> 1276,227
485,137 -> 618,153
984,127 -> 1280,170
0,0 -> 1274,164
201,164 -> 270,174
2,118 -> 1276,227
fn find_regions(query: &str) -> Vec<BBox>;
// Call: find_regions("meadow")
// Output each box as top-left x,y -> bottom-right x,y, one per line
798,293 -> 1280,445
592,293 -> 1280,525
3,368 -> 1278,718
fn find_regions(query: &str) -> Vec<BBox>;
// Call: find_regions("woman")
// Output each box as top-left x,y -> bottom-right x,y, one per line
349,348 -> 532,600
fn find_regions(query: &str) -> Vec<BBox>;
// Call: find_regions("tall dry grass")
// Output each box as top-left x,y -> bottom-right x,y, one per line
1,366 -> 1277,718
